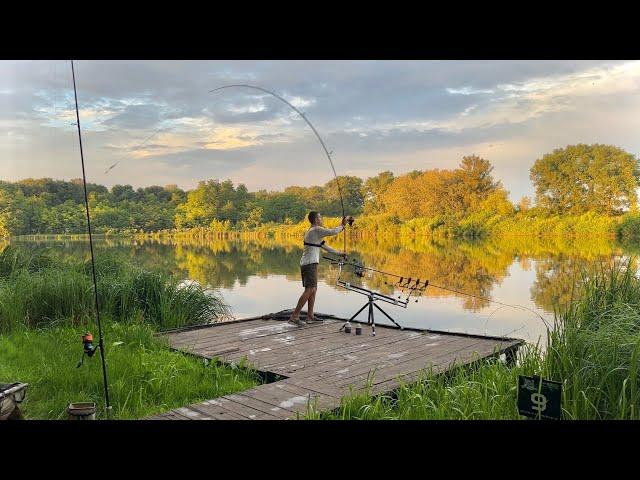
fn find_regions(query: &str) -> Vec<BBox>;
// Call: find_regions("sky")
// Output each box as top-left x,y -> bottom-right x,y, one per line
2,60 -> 640,201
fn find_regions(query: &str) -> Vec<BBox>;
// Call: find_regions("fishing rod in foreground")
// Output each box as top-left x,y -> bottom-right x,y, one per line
70,60 -> 112,417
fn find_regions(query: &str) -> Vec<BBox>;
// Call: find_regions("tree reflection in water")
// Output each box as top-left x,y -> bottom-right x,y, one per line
9,233 -> 634,316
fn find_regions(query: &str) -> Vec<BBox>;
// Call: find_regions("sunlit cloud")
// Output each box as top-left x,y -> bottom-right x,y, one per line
446,87 -> 495,95
285,95 -> 316,109
2,60 -> 639,202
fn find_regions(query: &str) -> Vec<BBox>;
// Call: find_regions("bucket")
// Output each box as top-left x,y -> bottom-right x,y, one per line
355,325 -> 362,335
67,402 -> 96,420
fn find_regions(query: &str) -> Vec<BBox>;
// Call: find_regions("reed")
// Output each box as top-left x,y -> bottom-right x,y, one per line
308,258 -> 640,420
0,247 -> 230,333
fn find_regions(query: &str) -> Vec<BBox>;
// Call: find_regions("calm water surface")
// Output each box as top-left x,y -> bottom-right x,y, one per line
10,234 -> 634,344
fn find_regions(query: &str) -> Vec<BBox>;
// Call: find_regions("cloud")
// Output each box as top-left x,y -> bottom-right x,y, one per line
102,103 -> 163,129
447,87 -> 494,95
2,59 -> 640,203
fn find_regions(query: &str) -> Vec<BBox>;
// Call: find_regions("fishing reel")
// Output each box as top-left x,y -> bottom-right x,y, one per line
343,216 -> 355,227
385,277 -> 429,303
76,332 -> 99,368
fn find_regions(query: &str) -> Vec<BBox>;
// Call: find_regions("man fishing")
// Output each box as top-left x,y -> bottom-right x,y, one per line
288,212 -> 354,326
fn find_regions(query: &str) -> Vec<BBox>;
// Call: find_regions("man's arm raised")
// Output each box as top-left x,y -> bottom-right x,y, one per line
315,216 -> 353,239
315,224 -> 344,238
321,243 -> 346,257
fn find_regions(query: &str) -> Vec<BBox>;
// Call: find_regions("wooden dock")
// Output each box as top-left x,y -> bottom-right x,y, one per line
148,311 -> 523,420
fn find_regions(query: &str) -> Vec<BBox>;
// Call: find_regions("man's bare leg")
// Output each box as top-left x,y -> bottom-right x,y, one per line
291,287 -> 314,321
306,287 -> 317,321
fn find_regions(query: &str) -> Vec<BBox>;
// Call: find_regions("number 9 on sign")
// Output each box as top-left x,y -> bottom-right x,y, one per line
518,375 -> 562,420
531,392 -> 547,413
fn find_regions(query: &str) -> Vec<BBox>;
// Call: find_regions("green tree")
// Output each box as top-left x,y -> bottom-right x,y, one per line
241,206 -> 264,230
323,175 -> 364,215
175,180 -> 221,228
530,144 -> 640,215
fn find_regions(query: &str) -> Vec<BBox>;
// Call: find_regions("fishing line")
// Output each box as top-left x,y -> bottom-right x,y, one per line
427,283 -> 550,328
103,123 -> 171,175
337,257 -> 550,328
71,60 -> 111,416
208,84 -> 348,254
103,83 -> 350,251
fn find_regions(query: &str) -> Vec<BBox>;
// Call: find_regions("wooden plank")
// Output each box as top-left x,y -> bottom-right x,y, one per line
257,327 -> 414,365
201,319 -> 347,352
336,338 -> 503,390
218,326 -> 342,363
200,396 -> 283,420
367,342 -> 509,395
325,335 -> 481,385
281,376 -> 349,398
169,320 -> 332,356
274,381 -> 342,412
258,329 -> 436,374
225,392 -> 298,420
172,321 -> 299,347
152,311 -> 524,421
165,320 -> 255,344
330,337 -> 490,387
232,384 -> 319,418
224,394 -> 292,420
291,332 -> 462,383
178,401 -> 247,420
166,318 -> 298,348
236,328 -> 414,373
167,316 -> 401,354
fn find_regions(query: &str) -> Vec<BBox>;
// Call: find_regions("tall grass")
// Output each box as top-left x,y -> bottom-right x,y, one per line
0,246 -> 230,333
0,323 -> 260,419
543,260 -> 640,419
308,259 -> 640,420
306,347 -> 542,420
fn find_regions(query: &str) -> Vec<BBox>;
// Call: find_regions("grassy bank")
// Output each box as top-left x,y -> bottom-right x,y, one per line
21,209 -> 639,243
306,259 -> 640,420
129,211 -> 637,242
0,323 -> 259,419
0,245 -> 261,419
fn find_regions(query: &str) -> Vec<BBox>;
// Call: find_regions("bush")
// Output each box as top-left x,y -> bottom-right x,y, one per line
617,214 -> 640,244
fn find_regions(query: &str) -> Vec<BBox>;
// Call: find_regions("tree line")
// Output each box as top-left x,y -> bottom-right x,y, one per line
1,143 -> 638,237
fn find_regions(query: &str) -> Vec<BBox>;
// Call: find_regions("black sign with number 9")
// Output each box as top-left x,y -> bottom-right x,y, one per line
517,375 -> 562,420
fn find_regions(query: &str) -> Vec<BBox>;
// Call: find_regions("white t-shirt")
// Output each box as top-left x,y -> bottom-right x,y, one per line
300,225 -> 344,266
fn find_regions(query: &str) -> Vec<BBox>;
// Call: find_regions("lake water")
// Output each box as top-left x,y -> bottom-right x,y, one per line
9,234 -> 634,344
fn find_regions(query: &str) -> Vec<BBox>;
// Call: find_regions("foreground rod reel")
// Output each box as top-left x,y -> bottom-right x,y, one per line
77,332 -> 100,368
71,60 -> 111,416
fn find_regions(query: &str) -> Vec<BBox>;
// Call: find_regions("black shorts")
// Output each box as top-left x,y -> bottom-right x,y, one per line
300,263 -> 318,288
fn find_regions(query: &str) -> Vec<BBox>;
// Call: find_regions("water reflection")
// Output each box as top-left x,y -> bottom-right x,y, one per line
9,234 -> 633,342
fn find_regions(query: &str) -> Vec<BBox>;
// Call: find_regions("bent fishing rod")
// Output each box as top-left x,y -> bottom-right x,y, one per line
71,60 -> 111,416
209,84 -> 350,254
105,83 -> 352,252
